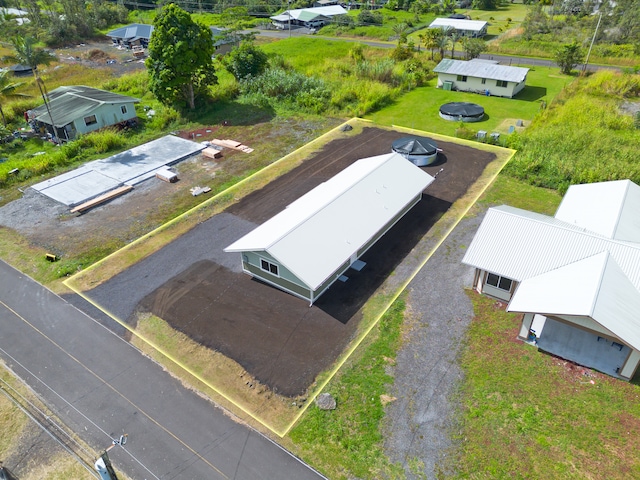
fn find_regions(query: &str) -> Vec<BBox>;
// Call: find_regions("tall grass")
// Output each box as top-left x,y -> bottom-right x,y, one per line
505,70 -> 640,193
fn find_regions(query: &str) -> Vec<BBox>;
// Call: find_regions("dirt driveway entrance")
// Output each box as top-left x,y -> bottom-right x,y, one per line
130,127 -> 495,397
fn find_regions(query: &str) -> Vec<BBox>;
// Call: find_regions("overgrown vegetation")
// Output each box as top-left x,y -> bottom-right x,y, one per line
288,298 -> 406,480
453,292 -> 640,478
505,70 -> 640,193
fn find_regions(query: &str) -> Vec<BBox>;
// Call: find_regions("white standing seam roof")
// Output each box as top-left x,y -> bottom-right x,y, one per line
429,18 -> 488,32
461,205 -> 640,288
225,153 -> 434,290
508,251 -> 640,351
271,5 -> 347,21
433,59 -> 529,83
555,180 -> 640,243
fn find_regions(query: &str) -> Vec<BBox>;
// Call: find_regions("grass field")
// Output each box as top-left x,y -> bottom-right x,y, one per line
365,67 -> 571,137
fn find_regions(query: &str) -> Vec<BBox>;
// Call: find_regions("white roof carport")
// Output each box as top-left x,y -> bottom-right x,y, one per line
31,135 -> 205,207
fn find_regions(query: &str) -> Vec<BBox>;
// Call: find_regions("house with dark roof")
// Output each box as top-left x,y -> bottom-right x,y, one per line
462,180 -> 640,381
107,23 -> 154,48
434,59 -> 529,98
225,153 -> 434,305
28,86 -> 139,141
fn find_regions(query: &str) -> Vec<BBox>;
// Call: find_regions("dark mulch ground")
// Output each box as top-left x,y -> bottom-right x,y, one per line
138,127 -> 496,397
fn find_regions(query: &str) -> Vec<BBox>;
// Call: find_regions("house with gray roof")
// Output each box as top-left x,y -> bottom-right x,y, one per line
29,86 -> 139,142
462,180 -> 640,381
225,152 -> 434,305
429,17 -> 488,37
107,23 -> 154,48
434,59 -> 529,98
270,5 -> 347,30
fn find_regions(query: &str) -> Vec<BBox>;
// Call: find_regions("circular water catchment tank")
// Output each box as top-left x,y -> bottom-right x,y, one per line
391,136 -> 438,167
439,102 -> 485,122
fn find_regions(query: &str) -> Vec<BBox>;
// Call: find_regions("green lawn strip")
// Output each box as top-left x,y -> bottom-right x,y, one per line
365,67 -> 570,136
452,292 -> 640,479
286,297 -> 407,480
476,175 -> 562,215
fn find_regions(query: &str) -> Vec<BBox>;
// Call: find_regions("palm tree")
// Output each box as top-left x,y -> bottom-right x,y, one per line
435,35 -> 449,60
0,70 -> 28,127
450,32 -> 461,59
3,36 -> 59,140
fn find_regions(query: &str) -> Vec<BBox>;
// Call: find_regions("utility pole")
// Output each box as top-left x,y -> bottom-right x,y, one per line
94,435 -> 127,480
582,12 -> 602,75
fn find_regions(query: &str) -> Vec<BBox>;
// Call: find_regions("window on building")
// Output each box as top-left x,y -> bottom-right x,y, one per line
121,105 -> 127,114
486,273 -> 513,291
260,259 -> 279,276
496,80 -> 508,87
457,75 -> 468,82
84,115 -> 97,126
481,78 -> 486,84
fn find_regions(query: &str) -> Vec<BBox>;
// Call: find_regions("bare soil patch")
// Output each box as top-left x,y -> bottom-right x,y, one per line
136,127 -> 496,397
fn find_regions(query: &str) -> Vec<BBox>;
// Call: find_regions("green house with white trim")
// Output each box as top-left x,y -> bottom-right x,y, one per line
225,152 -> 435,305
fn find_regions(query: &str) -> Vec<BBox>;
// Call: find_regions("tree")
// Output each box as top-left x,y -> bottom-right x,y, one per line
461,37 -> 487,59
435,34 -> 449,60
146,4 -> 217,110
555,41 -> 582,74
472,0 -> 497,9
0,70 -> 28,127
392,22 -> 410,45
421,28 -> 443,60
3,37 -> 59,140
223,43 -> 268,81
449,31 -> 461,58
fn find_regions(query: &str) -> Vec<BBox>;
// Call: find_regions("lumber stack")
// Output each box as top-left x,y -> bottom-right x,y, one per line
70,185 -> 133,214
210,139 -> 254,153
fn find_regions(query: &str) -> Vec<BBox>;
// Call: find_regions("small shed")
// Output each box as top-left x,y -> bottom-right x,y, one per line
391,136 -> 438,166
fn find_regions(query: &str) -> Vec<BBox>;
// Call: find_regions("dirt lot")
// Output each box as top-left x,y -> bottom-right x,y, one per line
129,127 -> 496,396
53,39 -> 148,77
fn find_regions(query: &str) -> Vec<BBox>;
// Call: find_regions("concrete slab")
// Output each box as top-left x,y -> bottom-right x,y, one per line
536,317 -> 628,378
31,135 -> 205,207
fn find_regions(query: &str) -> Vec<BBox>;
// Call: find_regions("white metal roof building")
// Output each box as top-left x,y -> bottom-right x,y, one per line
270,5 -> 347,28
433,59 -> 529,98
225,153 -> 434,304
429,18 -> 488,37
462,180 -> 640,381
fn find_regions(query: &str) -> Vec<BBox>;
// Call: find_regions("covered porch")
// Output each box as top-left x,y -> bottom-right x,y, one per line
523,315 -> 632,380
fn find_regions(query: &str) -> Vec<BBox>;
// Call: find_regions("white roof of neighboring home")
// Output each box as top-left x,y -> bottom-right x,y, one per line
555,180 -> 640,243
463,180 -> 640,350
429,17 -> 488,32
508,251 -> 640,351
433,59 -> 529,83
225,153 -> 434,290
461,205 -> 640,288
271,5 -> 347,21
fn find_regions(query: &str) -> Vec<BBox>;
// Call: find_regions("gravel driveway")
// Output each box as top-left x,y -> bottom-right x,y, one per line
383,211 -> 485,479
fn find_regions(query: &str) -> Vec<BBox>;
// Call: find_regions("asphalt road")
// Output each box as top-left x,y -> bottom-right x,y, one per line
0,260 -> 325,480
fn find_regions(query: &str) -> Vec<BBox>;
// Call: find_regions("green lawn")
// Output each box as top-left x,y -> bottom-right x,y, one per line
365,67 -> 572,136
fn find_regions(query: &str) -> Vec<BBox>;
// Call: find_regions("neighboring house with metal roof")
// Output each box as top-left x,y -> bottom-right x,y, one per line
29,86 -> 139,142
433,59 -> 529,98
210,27 -> 240,56
462,180 -> 640,381
225,153 -> 435,305
429,17 -> 488,37
270,5 -> 347,29
107,23 -> 154,48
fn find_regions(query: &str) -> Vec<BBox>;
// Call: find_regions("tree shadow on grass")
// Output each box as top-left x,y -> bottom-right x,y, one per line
182,100 -> 276,126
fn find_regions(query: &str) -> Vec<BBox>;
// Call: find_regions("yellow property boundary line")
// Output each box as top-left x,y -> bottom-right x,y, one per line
64,119 -> 515,437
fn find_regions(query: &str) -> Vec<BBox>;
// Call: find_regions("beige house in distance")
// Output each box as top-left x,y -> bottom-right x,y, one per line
434,59 -> 529,98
